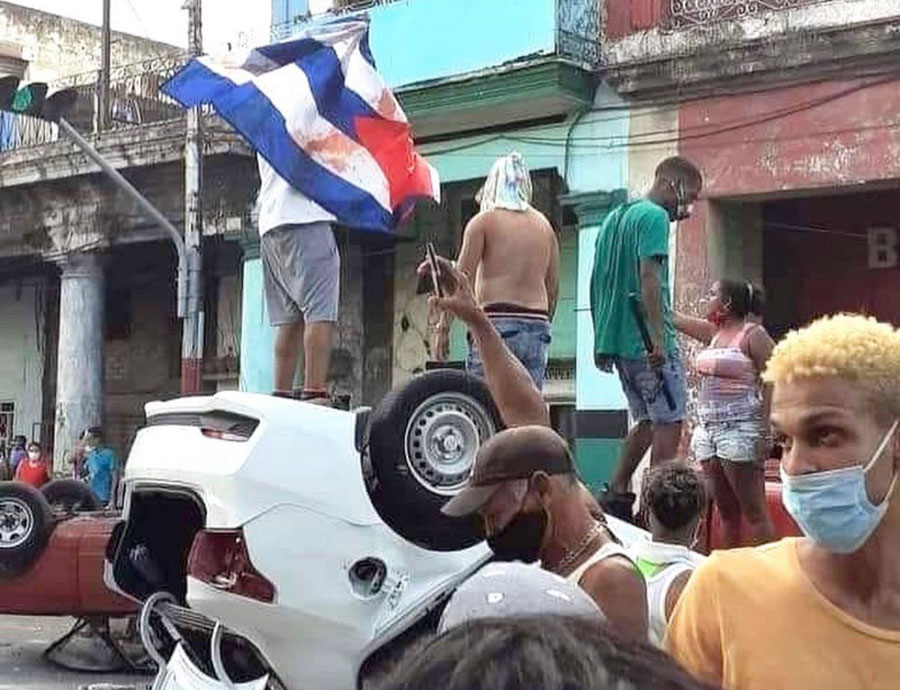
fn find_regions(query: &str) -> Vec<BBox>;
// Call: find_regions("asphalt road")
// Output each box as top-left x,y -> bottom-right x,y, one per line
0,615 -> 151,690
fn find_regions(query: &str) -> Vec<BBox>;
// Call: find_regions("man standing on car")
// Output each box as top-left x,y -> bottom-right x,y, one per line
431,153 -> 559,390
257,155 -> 340,404
590,156 -> 702,521
422,257 -> 648,641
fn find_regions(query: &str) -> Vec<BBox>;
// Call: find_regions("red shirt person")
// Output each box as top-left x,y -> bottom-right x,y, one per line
14,442 -> 50,489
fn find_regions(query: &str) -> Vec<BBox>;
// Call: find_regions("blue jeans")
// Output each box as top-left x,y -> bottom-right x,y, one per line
467,317 -> 552,389
613,355 -> 686,425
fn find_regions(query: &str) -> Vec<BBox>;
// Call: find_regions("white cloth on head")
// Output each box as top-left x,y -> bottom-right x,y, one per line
478,152 -> 533,213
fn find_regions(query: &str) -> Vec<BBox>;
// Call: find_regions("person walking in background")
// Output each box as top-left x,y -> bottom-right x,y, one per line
432,152 -> 559,389
590,156 -> 703,522
674,280 -> 776,546
630,465 -> 706,647
14,440 -> 49,489
666,314 -> 900,690
8,435 -> 26,476
81,427 -> 118,507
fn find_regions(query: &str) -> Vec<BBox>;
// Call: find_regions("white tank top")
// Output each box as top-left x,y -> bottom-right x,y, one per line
565,540 -> 636,586
629,538 -> 705,647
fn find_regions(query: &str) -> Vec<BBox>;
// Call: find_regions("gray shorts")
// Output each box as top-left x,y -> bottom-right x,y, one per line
261,222 -> 340,326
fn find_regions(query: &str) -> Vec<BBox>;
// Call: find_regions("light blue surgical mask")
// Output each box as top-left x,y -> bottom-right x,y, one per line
781,420 -> 898,554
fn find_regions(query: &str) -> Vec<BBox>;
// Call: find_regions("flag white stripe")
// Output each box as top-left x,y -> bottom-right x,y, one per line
253,62 -> 392,213
343,41 -> 408,124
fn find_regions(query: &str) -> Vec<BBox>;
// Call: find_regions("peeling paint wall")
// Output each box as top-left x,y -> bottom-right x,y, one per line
0,1 -> 180,83
679,78 -> 900,198
604,0 -> 899,61
627,105 -> 678,199
0,155 -> 258,261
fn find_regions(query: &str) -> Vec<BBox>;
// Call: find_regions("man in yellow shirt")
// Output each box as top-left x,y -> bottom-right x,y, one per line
665,314 -> 900,690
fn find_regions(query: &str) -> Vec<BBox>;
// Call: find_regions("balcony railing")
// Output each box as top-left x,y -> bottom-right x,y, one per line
667,0 -> 835,29
0,52 -> 187,153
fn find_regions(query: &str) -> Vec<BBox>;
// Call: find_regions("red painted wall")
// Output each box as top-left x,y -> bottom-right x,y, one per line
763,191 -> 900,331
606,0 -> 667,38
679,78 -> 900,197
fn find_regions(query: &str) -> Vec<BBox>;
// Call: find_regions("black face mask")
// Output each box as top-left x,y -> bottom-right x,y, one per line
486,509 -> 547,563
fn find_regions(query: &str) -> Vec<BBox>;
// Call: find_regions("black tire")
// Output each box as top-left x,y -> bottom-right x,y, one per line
0,482 -> 53,577
41,479 -> 101,514
366,369 -> 503,551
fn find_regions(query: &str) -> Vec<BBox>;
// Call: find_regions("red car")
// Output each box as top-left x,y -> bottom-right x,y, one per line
0,481 -> 135,616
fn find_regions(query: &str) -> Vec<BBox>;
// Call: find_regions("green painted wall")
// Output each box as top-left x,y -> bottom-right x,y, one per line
239,255 -> 276,394
574,438 -> 622,490
550,227 -> 577,358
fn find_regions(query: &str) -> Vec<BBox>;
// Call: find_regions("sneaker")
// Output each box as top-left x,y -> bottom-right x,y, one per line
596,484 -> 636,524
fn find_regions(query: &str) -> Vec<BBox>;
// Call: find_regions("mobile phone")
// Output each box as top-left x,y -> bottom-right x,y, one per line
425,242 -> 444,298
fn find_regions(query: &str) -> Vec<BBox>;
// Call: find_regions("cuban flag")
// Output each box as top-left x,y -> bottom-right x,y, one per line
161,17 -> 439,234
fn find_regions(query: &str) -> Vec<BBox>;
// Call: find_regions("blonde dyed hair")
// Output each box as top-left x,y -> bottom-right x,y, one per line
763,313 -> 900,421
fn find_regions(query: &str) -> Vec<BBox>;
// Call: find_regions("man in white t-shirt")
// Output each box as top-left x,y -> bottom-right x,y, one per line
257,155 -> 339,403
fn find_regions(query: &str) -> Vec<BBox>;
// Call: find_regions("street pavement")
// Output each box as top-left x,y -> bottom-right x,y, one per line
0,615 -> 150,690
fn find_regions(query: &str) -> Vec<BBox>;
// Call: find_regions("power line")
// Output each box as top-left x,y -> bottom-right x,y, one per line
422,72 -> 900,157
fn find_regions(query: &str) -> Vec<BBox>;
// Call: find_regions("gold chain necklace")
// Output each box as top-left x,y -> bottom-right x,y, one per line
549,521 -> 603,576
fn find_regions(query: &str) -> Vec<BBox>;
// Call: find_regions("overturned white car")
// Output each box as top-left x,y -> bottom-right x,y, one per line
106,370 -> 639,689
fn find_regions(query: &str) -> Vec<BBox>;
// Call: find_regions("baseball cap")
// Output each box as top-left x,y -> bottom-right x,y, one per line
438,561 -> 604,633
441,426 -> 575,518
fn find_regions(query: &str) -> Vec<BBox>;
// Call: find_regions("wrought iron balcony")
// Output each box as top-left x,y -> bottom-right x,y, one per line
0,52 -> 187,153
667,0 -> 836,29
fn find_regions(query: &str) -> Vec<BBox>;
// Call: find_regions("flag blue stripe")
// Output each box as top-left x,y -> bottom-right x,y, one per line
165,61 -> 392,233
295,46 -> 381,141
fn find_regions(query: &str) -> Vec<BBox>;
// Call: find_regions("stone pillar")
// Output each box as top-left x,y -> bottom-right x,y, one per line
238,235 -> 276,393
53,253 -> 105,473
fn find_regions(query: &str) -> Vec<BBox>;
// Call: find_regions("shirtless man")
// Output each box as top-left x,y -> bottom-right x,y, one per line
433,153 -> 559,389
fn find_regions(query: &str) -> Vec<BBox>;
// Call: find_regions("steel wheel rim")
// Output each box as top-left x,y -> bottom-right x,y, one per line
404,391 -> 496,495
0,497 -> 34,549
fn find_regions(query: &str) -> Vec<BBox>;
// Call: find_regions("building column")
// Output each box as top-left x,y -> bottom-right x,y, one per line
238,234 -> 276,393
565,189 -> 630,490
53,253 -> 105,473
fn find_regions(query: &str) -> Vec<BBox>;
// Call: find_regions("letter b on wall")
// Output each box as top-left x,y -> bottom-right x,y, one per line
868,227 -> 899,269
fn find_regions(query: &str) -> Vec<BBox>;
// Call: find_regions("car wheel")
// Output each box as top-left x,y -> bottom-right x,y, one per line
0,482 -> 53,577
41,479 -> 102,515
366,369 -> 502,551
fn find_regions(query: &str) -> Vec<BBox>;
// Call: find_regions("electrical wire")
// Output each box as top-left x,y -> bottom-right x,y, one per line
421,71 -> 900,157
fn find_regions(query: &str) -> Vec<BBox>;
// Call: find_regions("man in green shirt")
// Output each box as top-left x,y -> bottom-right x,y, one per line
590,156 -> 703,521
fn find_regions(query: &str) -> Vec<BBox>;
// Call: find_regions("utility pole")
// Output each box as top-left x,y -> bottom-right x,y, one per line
181,0 -> 204,394
97,0 -> 111,131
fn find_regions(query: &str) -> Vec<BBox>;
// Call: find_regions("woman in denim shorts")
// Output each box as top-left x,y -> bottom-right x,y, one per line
675,280 -> 776,547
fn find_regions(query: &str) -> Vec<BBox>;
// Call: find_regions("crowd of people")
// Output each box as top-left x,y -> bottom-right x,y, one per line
369,153 -> 900,689
0,426 -> 119,507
